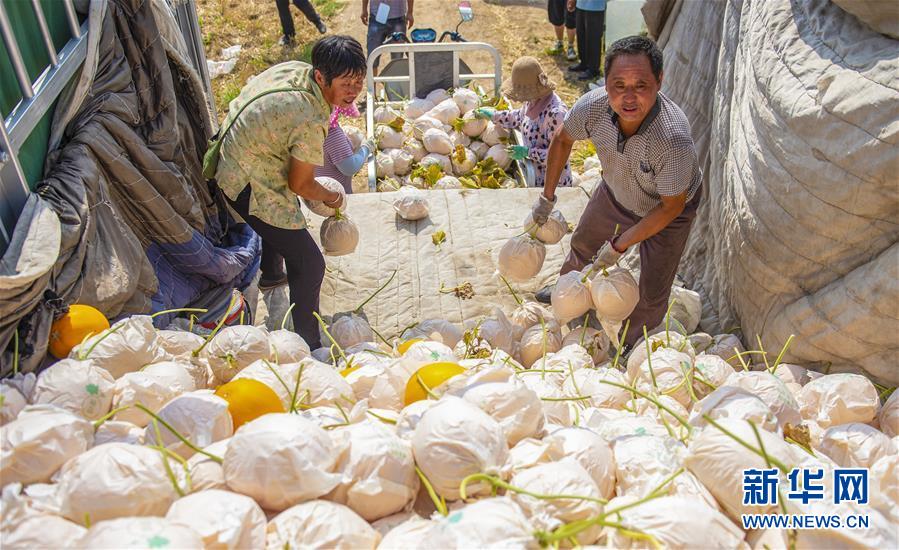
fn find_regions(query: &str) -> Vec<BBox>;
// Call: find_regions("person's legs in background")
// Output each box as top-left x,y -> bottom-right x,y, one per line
291,0 -> 327,34
564,6 -> 577,60
547,0 -> 565,53
579,9 -> 604,81
275,0 -> 326,45
570,7 -> 587,72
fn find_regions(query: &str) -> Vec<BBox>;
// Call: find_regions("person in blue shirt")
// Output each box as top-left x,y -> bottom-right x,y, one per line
566,0 -> 606,82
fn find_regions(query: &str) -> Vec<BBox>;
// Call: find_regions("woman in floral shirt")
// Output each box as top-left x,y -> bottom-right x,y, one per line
475,56 -> 573,187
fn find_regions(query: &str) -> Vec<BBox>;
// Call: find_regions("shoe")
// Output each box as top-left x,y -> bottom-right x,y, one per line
588,77 -> 606,91
535,283 -> 555,304
278,34 -> 295,47
315,21 -> 327,34
566,46 -> 577,61
258,275 -> 288,291
548,40 -> 563,55
567,63 -> 586,72
577,71 -> 600,81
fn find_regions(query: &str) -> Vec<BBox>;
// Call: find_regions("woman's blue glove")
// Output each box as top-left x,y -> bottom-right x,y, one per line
473,107 -> 495,120
506,145 -> 529,160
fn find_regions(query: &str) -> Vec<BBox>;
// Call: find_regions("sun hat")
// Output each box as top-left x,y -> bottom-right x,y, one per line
501,56 -> 556,102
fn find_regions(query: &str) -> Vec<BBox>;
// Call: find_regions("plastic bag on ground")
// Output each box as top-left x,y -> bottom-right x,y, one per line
1,405 -> 93,485
544,426 -> 616,499
69,316 -> 166,379
75,517 -> 203,548
143,391 -> 233,459
798,373 -> 880,429
392,186 -> 430,221
31,358 -> 115,421
328,314 -> 374,350
410,396 -> 509,500
224,413 -> 344,511
201,325 -> 271,384
265,500 -> 381,549
166,489 -> 266,550
56,442 -> 181,524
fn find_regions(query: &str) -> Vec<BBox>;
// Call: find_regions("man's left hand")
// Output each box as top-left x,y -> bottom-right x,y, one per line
593,238 -> 624,269
506,145 -> 529,160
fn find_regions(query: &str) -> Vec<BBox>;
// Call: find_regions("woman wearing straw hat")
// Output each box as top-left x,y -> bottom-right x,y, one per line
473,56 -> 573,188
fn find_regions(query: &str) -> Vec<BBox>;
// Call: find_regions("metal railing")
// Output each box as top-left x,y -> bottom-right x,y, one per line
0,0 -> 87,252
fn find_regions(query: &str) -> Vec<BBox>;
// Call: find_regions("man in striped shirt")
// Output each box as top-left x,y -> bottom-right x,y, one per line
532,36 -> 703,348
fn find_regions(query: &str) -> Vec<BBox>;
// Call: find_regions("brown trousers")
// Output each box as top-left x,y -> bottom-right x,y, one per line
561,182 -> 702,346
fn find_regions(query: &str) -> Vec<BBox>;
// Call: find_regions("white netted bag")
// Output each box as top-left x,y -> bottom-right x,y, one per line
460,109 -> 488,137
452,88 -> 479,113
509,461 -> 604,544
302,176 -> 346,217
328,313 -> 373,349
524,209 -> 567,245
112,363 -> 196,427
440,497 -> 533,548
393,186 -> 430,221
685,419 -> 801,522
200,325 -> 270,384
628,348 -> 695,408
690,353 -> 736,398
689,385 -> 779,433
405,97 -> 433,119
425,98 -> 461,124
76,517 -> 203,548
321,213 -> 359,256
0,383 -> 27,425
31,358 -> 115,421
345,125 -> 365,150
518,321 -> 563,369
265,500 -> 380,549
375,125 -> 404,150
422,128 -> 453,155
480,121 -> 509,146
420,152 -> 453,173
486,143 -> 512,170
224,413 -> 343,511
561,326 -> 610,365
723,371 -> 802,428
668,286 -> 702,334
2,513 -> 86,549
0,405 -> 93,485
294,358 -> 355,407
497,235 -> 546,282
411,115 -> 442,140
267,329 -> 310,363
166,489 -> 265,550
327,420 -> 418,521
590,267 -> 639,323
603,496 -> 746,550
186,438 -> 229,492
509,301 -> 552,341
879,390 -> 899,438
817,423 -> 893,468
69,315 -> 165,379
56,442 -> 180,524
469,140 -> 489,159
411,396 -> 509,500
143,391 -> 233,459
561,366 -> 630,409
550,270 -> 593,323
455,372 -> 545,446
544,426 -> 616,499
798,373 -> 880,429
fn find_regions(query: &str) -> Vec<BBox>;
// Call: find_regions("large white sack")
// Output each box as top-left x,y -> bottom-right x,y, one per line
321,214 -> 360,256
628,347 -> 695,408
551,270 -> 593,323
200,325 -> 270,384
31,358 -> 115,421
723,371 -> 802,428
327,420 -> 418,521
56,443 -> 180,524
590,267 -> 639,323
561,367 -> 630,409
265,500 -> 381,549
604,496 -> 746,549
76,517 -> 203,548
112,363 -> 196,427
685,419 -> 802,522
879,390 -> 899,437
224,413 -> 343,511
544,426 -> 616,499
187,438 -> 230,492
166,489 -> 266,550
439,497 -> 534,548
2,514 -> 86,549
689,385 -> 779,433
518,322 -> 563,369
0,384 -> 26,425
455,375 -> 545,445
817,422 -> 893,468
144,391 -> 233,459
268,329 -> 311,363
328,313 -> 373,350
69,315 -> 165,379
405,97 -> 433,119
422,128 -> 453,155
509,461 -> 603,545
393,186 -> 430,221
0,405 -> 93,485
524,209 -> 567,245
691,353 -> 737,398
798,373 -> 880,429
302,177 -> 345,217
497,235 -> 546,282
410,396 -> 509,500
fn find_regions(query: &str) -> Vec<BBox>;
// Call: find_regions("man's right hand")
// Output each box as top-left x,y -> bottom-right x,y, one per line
531,193 -> 556,225
361,10 -> 369,25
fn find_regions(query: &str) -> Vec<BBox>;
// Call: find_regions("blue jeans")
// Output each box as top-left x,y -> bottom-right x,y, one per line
366,16 -> 407,70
